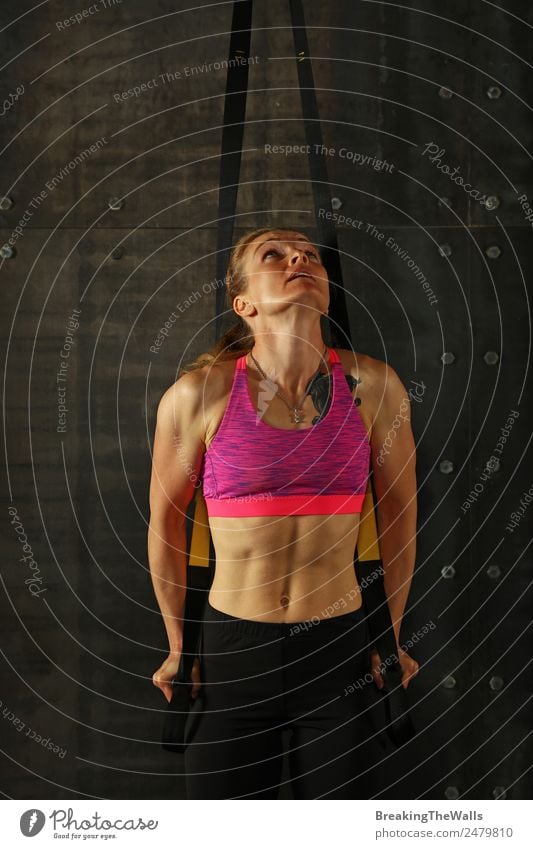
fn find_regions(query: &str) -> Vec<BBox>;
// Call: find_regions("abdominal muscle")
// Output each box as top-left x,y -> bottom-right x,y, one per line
207,511 -> 364,623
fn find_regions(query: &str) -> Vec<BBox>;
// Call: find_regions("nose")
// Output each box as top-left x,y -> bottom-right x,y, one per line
289,247 -> 309,265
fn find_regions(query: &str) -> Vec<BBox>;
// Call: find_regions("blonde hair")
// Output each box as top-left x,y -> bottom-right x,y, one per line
178,227 -> 318,376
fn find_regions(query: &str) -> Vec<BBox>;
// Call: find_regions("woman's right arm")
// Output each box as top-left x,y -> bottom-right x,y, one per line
147,370 -> 207,702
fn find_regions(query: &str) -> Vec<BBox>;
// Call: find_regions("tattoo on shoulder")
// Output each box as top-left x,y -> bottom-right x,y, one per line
345,374 -> 362,406
306,370 -> 363,425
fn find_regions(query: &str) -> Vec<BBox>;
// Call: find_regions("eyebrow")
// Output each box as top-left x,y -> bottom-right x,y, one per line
252,237 -> 315,256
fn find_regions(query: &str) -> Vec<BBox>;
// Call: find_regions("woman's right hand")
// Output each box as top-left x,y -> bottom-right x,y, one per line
152,652 -> 182,703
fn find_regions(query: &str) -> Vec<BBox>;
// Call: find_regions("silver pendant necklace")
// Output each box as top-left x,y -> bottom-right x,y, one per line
249,346 -> 329,424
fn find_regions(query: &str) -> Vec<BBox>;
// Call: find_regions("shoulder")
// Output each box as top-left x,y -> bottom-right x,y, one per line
156,356 -> 237,428
333,348 -> 409,420
333,347 -> 389,391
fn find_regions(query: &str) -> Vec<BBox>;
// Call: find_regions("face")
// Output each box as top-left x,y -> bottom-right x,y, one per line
236,231 -> 330,321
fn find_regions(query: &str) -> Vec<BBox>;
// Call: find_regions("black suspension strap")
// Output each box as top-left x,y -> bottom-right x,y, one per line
215,0 -> 254,340
354,476 -> 416,747
161,530 -> 215,753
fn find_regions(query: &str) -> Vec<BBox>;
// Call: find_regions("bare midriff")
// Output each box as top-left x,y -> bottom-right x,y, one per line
207,512 -> 364,622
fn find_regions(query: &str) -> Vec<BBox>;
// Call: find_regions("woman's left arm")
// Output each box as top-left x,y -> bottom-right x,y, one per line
369,361 -> 419,689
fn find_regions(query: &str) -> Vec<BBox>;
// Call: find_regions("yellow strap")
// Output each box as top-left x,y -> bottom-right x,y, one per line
357,479 -> 381,562
187,480 -> 380,566
188,486 -> 211,567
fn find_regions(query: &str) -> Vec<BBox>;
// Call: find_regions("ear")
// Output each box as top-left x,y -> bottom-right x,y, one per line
234,296 -> 256,318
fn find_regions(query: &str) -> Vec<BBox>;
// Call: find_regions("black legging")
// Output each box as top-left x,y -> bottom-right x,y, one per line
184,598 -> 374,799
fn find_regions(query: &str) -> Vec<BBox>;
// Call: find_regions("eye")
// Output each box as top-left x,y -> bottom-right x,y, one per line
263,248 -> 280,258
306,250 -> 319,260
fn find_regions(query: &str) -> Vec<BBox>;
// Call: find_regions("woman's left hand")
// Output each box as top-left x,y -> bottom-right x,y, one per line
370,647 -> 419,690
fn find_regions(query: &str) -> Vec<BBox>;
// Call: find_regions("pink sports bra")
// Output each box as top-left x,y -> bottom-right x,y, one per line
199,348 -> 371,517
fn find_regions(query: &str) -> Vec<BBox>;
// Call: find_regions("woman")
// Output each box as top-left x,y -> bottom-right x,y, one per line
148,227 -> 418,799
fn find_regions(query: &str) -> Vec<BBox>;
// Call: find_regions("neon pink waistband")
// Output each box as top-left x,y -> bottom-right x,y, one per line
204,492 -> 366,518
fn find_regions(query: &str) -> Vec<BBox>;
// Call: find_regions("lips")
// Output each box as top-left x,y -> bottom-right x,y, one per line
287,270 -> 314,281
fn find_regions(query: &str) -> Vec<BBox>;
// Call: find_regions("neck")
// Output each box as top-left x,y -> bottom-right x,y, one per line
248,332 -> 330,396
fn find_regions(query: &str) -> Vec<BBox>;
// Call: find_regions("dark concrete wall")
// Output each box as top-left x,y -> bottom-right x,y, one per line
1,0 -> 532,799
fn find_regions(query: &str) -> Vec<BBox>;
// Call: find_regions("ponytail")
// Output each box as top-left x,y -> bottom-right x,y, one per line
178,316 -> 253,377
